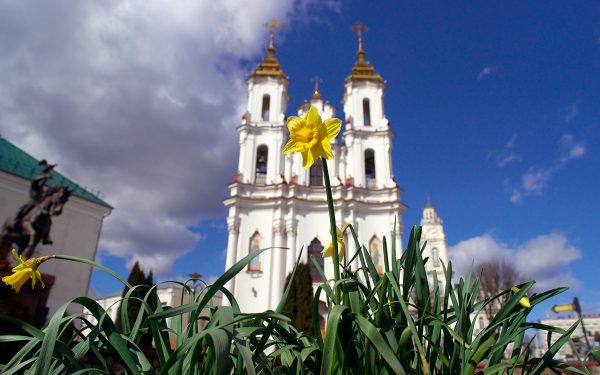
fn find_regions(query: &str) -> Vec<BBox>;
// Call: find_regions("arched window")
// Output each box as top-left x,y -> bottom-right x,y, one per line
255,145 -> 268,184
261,94 -> 270,121
365,149 -> 376,187
309,159 -> 323,186
248,231 -> 262,272
432,247 -> 440,267
362,98 -> 371,126
308,237 -> 324,282
369,235 -> 383,275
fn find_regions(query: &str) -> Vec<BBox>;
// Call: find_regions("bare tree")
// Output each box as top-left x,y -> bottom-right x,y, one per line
476,259 -> 523,322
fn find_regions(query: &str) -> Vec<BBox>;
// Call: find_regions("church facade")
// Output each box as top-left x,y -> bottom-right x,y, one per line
223,27 -> 447,312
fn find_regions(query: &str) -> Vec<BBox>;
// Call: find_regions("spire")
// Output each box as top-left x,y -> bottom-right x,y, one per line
425,192 -> 433,208
421,196 -> 443,225
311,76 -> 322,99
248,19 -> 287,80
351,21 -> 368,62
347,21 -> 383,83
264,18 -> 282,57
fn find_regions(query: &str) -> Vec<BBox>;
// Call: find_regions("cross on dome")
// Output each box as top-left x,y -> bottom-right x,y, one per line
311,76 -> 323,99
264,18 -> 283,57
351,21 -> 369,59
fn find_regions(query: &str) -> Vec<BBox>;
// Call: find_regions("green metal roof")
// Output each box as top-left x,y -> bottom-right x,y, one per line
0,138 -> 112,208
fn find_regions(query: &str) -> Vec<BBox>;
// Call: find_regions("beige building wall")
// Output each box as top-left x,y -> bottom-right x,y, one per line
0,171 -> 111,316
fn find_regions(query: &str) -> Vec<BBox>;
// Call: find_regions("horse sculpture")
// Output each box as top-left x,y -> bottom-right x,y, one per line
0,186 -> 72,258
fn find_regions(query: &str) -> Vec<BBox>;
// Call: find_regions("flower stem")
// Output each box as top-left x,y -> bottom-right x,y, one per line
321,158 -> 340,302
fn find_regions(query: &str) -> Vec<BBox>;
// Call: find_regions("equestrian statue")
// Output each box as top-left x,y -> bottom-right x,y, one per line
0,160 -> 72,258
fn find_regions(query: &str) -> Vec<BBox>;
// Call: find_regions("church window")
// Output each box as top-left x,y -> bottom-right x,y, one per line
432,247 -> 440,267
365,149 -> 376,187
255,145 -> 268,184
478,316 -> 485,330
369,235 -> 383,274
309,159 -> 323,186
261,94 -> 270,121
308,238 -> 324,282
362,98 -> 371,126
248,231 -> 262,272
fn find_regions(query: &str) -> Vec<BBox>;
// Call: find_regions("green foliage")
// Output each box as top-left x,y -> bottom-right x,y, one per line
0,159 -> 590,373
283,263 -> 315,336
115,261 -> 154,347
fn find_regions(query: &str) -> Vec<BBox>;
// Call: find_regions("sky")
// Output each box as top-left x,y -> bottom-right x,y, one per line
0,1 -> 598,319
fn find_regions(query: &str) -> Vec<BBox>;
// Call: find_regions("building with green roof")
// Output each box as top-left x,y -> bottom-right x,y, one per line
0,137 -> 111,208
0,137 -> 112,319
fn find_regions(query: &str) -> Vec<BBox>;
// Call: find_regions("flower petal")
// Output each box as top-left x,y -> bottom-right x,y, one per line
287,116 -> 303,133
322,243 -> 334,258
338,240 -> 345,259
320,140 -> 334,159
324,118 -> 342,141
282,139 -> 303,154
301,149 -> 315,169
309,142 -> 327,162
305,105 -> 322,128
3,270 -> 29,293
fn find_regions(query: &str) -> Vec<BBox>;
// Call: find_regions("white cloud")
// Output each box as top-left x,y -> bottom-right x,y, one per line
489,133 -> 521,168
448,233 -> 511,277
0,1 -> 340,274
508,134 -> 585,204
477,65 -> 497,80
562,102 -> 579,122
559,133 -> 586,162
449,233 -> 582,291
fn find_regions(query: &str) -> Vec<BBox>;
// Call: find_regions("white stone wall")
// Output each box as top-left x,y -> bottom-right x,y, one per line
419,205 -> 450,290
0,171 -> 110,316
224,66 -> 407,313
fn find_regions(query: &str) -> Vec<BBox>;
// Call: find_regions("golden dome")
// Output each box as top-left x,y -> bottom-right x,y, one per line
248,19 -> 288,80
346,21 -> 383,83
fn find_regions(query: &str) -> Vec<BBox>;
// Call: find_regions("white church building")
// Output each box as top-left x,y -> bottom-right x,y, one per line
223,26 -> 449,312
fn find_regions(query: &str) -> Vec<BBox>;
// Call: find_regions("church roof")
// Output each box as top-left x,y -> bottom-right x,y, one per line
346,52 -> 384,83
248,21 -> 288,81
248,52 -> 288,80
0,137 -> 112,208
346,22 -> 384,83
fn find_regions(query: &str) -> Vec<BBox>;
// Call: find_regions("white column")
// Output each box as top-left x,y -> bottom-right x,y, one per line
238,128 -> 248,182
269,221 -> 285,309
386,142 -> 393,183
393,214 -> 403,259
223,216 -> 240,306
285,219 -> 298,273
284,154 -> 292,182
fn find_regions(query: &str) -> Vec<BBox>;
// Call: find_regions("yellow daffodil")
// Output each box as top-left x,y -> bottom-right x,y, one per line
2,249 -> 45,293
511,286 -> 532,308
282,105 -> 342,169
322,226 -> 346,259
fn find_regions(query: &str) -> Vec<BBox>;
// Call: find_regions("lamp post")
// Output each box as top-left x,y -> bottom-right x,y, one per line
553,297 -> 591,353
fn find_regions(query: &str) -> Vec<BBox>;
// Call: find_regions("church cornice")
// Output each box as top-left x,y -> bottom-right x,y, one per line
342,128 -> 394,138
225,181 -> 407,211
224,193 -> 406,210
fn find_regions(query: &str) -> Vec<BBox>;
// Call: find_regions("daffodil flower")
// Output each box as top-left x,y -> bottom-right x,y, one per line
2,249 -> 47,293
283,105 -> 342,169
511,286 -> 532,308
322,225 -> 348,259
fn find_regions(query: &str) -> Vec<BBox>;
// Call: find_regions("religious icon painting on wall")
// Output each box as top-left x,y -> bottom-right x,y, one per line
248,230 -> 262,272
369,235 -> 383,275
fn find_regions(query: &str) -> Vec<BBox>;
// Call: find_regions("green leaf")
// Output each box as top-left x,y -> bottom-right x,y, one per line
352,314 -> 406,374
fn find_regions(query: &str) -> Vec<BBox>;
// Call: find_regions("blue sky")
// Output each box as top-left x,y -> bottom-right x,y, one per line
94,2 -> 600,311
97,1 -> 598,315
1,1 -> 597,319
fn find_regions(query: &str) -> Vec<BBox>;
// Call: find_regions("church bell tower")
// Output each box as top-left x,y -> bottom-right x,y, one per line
224,21 -> 407,313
